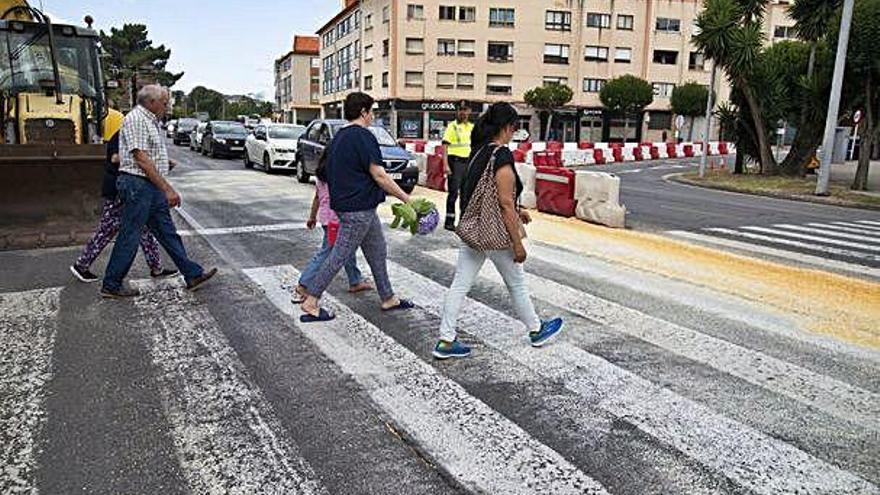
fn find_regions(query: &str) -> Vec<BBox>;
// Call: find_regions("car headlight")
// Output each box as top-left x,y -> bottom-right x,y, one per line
215,138 -> 226,144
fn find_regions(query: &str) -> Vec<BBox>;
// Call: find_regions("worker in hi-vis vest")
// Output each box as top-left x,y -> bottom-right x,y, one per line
442,101 -> 474,231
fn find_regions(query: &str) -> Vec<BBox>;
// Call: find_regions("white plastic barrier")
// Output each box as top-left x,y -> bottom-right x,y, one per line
561,149 -> 593,167
515,162 -> 537,209
404,142 -> 417,153
692,143 -> 703,157
675,143 -> 687,157
574,171 -> 626,228
654,142 -> 670,159
621,147 -> 636,162
413,153 -> 428,186
531,141 -> 547,152
728,142 -> 737,154
640,145 -> 653,160
427,140 -> 442,153
708,142 -> 721,155
563,142 -> 579,151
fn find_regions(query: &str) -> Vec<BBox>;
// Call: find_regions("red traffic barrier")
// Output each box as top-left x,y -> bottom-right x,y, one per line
593,148 -> 606,165
415,141 -> 425,152
666,143 -> 678,158
719,142 -> 729,154
610,142 -> 623,149
578,141 -> 593,149
633,147 -> 644,161
426,154 -> 446,192
549,150 -> 562,167
536,166 -> 577,217
683,144 -> 694,157
547,141 -> 563,152
612,148 -> 623,162
650,146 -> 660,160
517,142 -> 532,152
534,151 -> 562,167
640,141 -> 652,147
513,149 -> 526,163
433,145 -> 445,157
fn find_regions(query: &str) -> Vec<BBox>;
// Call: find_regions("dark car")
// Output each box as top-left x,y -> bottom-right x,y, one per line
173,118 -> 199,146
296,119 -> 418,193
201,121 -> 248,158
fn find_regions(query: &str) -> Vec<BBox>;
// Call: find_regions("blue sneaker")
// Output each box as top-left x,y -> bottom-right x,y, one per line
433,339 -> 471,359
530,318 -> 564,347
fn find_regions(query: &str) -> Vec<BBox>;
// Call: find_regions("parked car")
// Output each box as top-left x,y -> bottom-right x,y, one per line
296,119 -> 418,193
190,122 -> 207,152
165,119 -> 177,138
201,121 -> 248,158
173,118 -> 200,146
244,123 -> 306,174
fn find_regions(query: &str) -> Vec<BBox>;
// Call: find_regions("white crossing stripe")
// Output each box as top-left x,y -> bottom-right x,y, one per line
426,249 -> 880,431
856,220 -> 880,227
177,221 -> 307,237
130,279 -> 326,495
739,226 -> 880,252
704,228 -> 880,262
0,288 -> 61,494
772,224 -> 880,244
384,260 -> 879,494
245,265 -> 610,495
666,230 -> 880,280
808,222 -> 880,236
832,221 -> 880,232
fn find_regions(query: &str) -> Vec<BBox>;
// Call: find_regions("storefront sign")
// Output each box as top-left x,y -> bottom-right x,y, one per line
392,99 -> 481,112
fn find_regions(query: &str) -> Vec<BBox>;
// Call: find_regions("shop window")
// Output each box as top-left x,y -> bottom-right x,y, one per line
656,17 -> 681,32
653,50 -> 678,65
398,113 -> 424,139
583,78 -> 605,93
457,72 -> 475,90
458,39 -> 476,57
440,5 -> 456,20
438,39 -> 456,56
544,44 -> 570,64
406,38 -> 425,54
584,45 -> 609,62
459,6 -> 476,22
652,82 -> 675,98
488,41 -> 514,62
617,14 -> 634,30
489,8 -> 515,27
586,13 -> 611,28
487,74 -> 513,95
437,72 -> 455,89
405,71 -> 424,87
648,111 -> 673,130
546,10 -> 571,31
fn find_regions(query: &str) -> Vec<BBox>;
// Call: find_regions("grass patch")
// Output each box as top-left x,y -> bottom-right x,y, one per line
677,170 -> 880,209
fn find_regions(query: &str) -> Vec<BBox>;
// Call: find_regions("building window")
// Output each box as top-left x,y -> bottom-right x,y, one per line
653,82 -> 675,98
405,71 -> 424,87
584,45 -> 609,62
586,13 -> 611,28
648,111 -> 673,130
583,78 -> 605,93
544,44 -> 570,64
382,72 -> 389,88
440,5 -> 456,20
488,41 -> 514,62
437,72 -> 455,89
382,39 -> 389,57
457,72 -> 475,89
364,44 -> 373,61
406,37 -> 425,54
615,47 -> 632,63
365,13 -> 373,29
774,25 -> 796,39
407,4 -> 425,20
543,76 -> 568,86
545,10 -> 571,31
458,39 -> 476,57
656,17 -> 681,32
382,6 -> 390,23
364,75 -> 373,90
489,8 -> 515,27
653,50 -> 678,65
459,6 -> 476,22
689,51 -> 706,71
438,39 -> 456,56
487,74 -> 513,95
617,14 -> 634,30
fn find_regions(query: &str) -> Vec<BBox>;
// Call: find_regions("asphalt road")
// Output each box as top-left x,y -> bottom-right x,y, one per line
1,141 -> 878,494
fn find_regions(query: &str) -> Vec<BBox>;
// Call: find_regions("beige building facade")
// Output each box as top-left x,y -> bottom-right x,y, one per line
317,0 -> 795,142
275,35 -> 322,125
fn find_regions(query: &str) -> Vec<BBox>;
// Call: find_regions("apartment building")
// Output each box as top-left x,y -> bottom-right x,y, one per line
274,35 -> 322,125
317,0 -> 795,142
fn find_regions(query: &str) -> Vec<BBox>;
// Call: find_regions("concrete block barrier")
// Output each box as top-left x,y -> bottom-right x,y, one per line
574,170 -> 626,228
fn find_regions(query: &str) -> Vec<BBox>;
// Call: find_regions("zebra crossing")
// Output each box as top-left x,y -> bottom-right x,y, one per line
2,242 -> 879,494
667,219 -> 880,277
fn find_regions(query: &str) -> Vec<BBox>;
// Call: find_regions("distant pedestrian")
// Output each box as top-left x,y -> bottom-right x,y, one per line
101,85 -> 217,298
70,105 -> 177,283
293,149 -> 373,302
442,101 -> 474,231
433,103 -> 563,359
299,92 -> 413,322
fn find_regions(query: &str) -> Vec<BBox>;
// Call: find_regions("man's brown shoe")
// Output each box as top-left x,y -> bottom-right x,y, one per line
186,268 -> 218,292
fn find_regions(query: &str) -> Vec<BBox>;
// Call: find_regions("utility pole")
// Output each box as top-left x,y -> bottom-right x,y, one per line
816,0 -> 855,196
699,62 -> 717,178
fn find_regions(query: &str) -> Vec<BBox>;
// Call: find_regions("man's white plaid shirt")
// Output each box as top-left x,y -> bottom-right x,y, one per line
118,105 -> 169,177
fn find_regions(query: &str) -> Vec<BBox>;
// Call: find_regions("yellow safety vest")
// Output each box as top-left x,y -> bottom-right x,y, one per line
444,120 -> 474,158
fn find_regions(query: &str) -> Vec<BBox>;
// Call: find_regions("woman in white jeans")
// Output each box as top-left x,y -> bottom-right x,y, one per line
433,103 -> 563,359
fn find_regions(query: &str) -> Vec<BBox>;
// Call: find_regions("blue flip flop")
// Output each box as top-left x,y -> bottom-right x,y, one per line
382,299 -> 415,312
300,308 -> 335,323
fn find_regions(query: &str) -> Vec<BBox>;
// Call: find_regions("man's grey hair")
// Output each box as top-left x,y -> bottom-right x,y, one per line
137,84 -> 167,106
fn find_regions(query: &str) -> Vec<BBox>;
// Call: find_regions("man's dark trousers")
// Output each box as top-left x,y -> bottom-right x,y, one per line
103,174 -> 204,291
445,155 -> 469,228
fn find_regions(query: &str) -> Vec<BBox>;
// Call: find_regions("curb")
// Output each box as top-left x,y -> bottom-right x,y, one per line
665,173 -> 880,212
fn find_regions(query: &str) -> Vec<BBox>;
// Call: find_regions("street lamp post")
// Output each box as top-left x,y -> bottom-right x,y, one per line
699,62 -> 717,179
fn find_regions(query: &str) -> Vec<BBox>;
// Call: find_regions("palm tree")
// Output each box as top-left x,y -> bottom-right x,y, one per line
788,0 -> 842,78
694,0 -> 778,174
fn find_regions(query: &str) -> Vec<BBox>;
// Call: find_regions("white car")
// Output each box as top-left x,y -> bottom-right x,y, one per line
244,123 -> 306,174
190,122 -> 207,152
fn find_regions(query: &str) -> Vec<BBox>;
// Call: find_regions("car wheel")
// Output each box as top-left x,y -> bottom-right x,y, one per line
243,150 -> 253,169
173,139 -> 179,146
263,153 -> 274,174
295,159 -> 310,183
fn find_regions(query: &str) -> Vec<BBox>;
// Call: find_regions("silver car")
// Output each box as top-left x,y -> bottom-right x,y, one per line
190,122 -> 208,152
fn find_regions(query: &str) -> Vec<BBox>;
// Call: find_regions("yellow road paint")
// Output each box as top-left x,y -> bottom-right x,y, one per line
384,187 -> 880,350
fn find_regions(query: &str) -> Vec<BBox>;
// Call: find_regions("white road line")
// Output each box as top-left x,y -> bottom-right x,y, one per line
130,280 -> 326,495
666,230 -> 880,279
615,169 -> 643,174
427,249 -> 880,431
177,221 -> 307,237
856,220 -> 880,227
385,261 -> 879,494
245,265 -> 610,495
832,221 -> 880,232
772,224 -> 880,244
704,228 -> 880,262
0,287 -> 61,494
808,222 -> 880,236
739,226 -> 880,252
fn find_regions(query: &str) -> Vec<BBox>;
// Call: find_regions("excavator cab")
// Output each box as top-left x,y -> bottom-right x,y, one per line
0,2 -> 107,249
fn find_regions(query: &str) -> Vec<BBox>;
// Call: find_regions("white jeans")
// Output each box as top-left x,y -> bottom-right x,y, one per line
439,245 -> 541,342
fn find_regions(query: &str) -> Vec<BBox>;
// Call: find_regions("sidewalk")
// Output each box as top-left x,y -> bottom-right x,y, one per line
832,160 -> 880,196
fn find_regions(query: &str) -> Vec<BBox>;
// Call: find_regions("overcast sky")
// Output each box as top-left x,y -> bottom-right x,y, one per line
50,0 -> 340,99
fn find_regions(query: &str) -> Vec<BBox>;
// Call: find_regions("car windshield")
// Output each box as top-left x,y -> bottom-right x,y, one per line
368,126 -> 398,146
0,27 -> 99,98
213,124 -> 247,135
177,119 -> 198,130
269,126 -> 304,140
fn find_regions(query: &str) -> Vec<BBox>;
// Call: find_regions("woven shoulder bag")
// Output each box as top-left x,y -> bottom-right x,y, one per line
456,145 -> 520,251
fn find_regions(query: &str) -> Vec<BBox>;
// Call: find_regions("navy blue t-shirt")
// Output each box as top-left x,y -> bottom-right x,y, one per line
327,125 -> 386,212
101,133 -> 120,199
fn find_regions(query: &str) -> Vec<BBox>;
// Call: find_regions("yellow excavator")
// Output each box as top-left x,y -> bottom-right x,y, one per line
0,0 -> 107,250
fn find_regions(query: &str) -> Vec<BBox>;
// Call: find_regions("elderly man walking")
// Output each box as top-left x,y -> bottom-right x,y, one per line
101,85 -> 217,298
